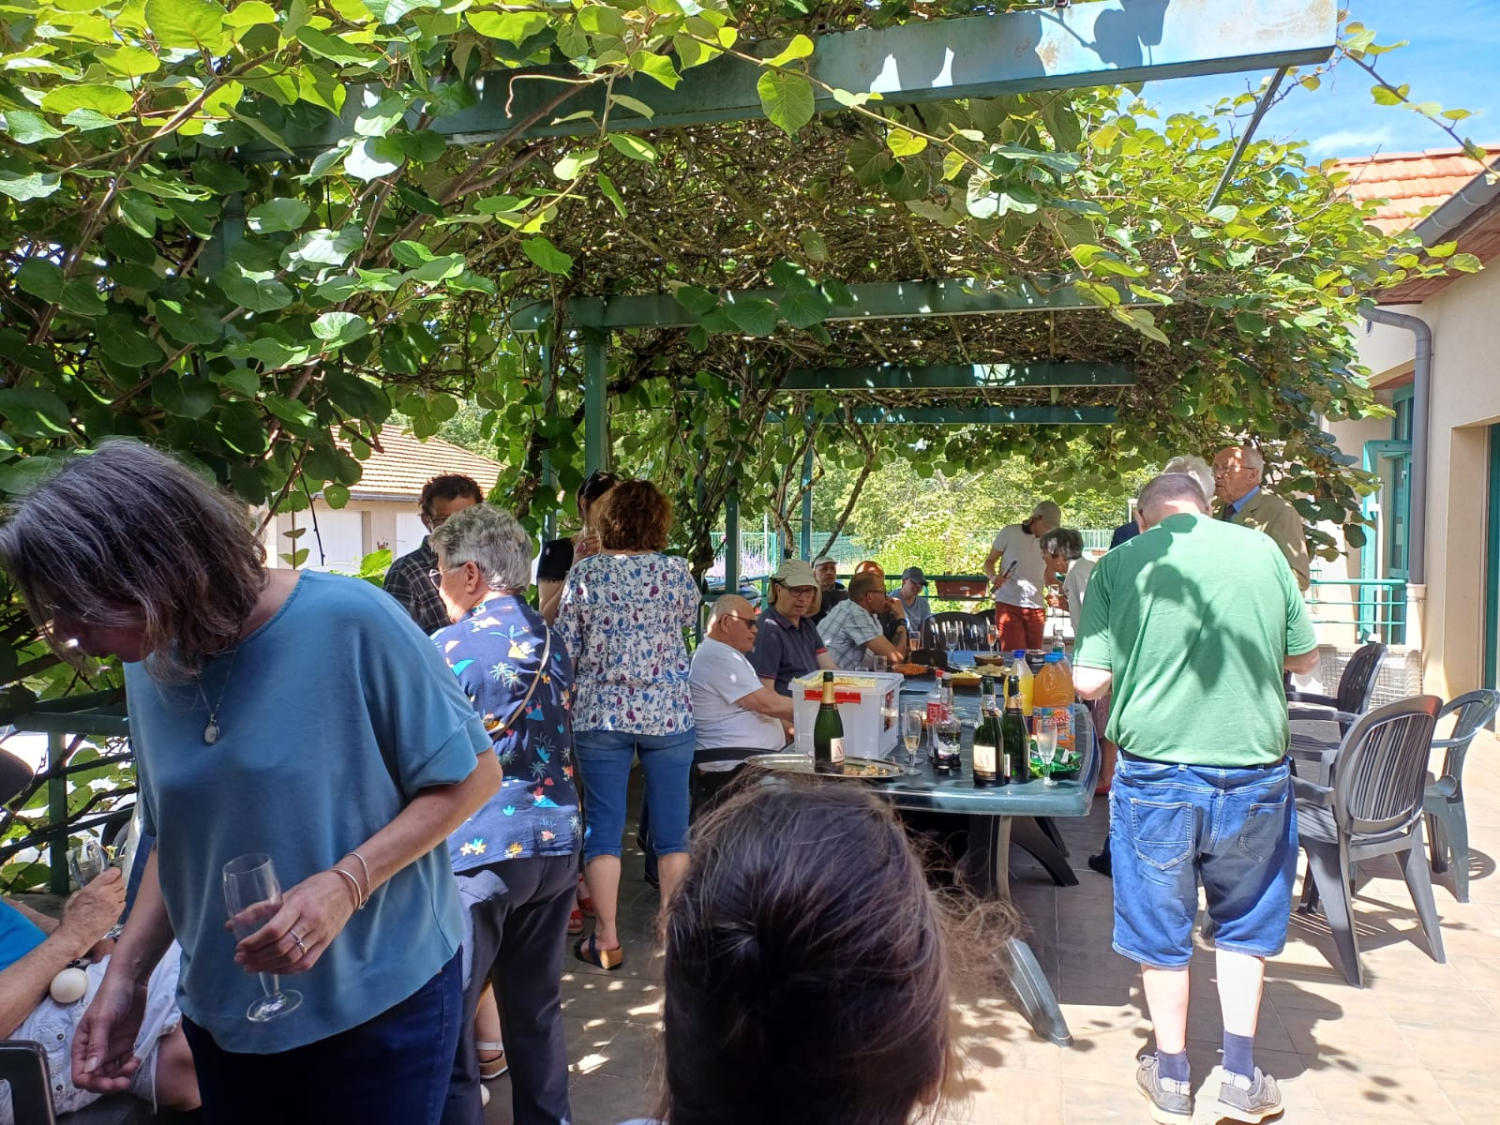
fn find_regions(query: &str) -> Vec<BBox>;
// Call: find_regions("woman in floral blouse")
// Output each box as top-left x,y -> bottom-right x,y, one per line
556,479 -> 700,970
431,505 -> 581,1125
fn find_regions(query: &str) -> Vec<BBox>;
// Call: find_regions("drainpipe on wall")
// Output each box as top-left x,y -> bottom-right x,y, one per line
1360,303 -> 1431,656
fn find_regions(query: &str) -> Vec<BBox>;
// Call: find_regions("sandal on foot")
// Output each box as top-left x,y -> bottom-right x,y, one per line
574,932 -> 624,971
568,907 -> 585,935
477,1040 -> 508,1080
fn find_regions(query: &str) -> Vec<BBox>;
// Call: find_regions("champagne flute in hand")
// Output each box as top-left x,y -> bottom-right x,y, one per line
223,853 -> 303,1023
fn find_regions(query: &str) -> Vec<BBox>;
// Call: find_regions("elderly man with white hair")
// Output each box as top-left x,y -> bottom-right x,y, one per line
1213,444 -> 1311,591
689,596 -> 794,751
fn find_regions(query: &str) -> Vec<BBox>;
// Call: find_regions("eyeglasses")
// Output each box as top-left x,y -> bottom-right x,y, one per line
427,566 -> 462,588
723,614 -> 759,629
1212,466 -> 1255,478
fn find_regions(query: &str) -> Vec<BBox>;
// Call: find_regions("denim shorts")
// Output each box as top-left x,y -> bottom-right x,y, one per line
574,728 -> 695,862
1109,755 -> 1298,969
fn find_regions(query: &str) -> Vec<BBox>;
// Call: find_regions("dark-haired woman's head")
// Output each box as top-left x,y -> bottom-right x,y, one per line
660,783 -> 951,1125
0,440 -> 266,680
593,479 -> 672,552
577,469 -> 620,517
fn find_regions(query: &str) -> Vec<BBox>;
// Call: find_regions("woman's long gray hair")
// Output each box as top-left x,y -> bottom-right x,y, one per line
0,440 -> 266,681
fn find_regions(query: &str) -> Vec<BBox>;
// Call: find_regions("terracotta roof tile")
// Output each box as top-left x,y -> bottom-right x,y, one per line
342,430 -> 504,500
1330,146 -> 1500,234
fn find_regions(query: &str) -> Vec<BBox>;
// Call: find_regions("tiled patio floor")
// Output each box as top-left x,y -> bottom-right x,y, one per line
487,731 -> 1500,1124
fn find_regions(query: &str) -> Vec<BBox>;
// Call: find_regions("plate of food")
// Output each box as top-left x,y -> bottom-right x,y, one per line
948,671 -> 983,689
972,652 -> 1008,664
891,662 -> 932,677
973,663 -> 1009,677
747,754 -> 904,782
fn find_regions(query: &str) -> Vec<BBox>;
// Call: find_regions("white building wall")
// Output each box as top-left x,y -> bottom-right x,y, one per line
1345,271 -> 1500,699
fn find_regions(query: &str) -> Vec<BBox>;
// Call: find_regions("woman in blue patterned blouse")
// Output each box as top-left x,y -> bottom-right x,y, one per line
430,505 -> 581,1125
556,479 -> 701,971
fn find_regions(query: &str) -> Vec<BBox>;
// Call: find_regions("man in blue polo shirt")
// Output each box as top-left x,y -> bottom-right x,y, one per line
748,559 -> 838,695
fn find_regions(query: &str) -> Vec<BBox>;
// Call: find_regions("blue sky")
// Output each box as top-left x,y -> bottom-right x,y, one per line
1140,0 -> 1499,161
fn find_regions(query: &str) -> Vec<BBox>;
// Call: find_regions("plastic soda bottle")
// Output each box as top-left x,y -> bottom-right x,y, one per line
1009,649 -> 1034,718
1032,651 -> 1076,762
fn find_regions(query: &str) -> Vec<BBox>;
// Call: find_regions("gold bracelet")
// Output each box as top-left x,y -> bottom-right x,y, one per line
346,850 -> 373,900
332,867 -> 365,911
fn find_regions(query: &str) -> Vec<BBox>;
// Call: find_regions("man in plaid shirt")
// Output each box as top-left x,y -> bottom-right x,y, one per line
382,473 -> 484,634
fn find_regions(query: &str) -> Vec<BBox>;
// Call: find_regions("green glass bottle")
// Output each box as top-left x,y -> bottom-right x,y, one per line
813,671 -> 845,775
1001,672 -> 1029,784
972,675 -> 1001,788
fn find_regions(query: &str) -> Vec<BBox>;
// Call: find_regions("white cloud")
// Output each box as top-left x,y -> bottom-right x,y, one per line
1307,126 -> 1397,158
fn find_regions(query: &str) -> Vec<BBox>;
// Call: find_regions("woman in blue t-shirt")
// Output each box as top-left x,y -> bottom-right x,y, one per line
0,441 -> 501,1125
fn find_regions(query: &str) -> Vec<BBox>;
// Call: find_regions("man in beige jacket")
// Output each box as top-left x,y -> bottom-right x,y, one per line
1212,445 -> 1311,591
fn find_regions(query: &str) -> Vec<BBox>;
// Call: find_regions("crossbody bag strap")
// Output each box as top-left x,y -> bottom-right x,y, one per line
500,625 -> 553,733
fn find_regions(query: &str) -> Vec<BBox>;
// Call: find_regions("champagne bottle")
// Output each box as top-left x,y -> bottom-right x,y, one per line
1002,672 -> 1029,784
813,671 -> 845,774
972,675 -> 1001,788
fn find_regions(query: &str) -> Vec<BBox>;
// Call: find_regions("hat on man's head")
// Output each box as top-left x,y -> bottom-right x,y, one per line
901,566 -> 927,587
773,559 -> 819,589
1031,500 -> 1062,527
812,555 -> 836,568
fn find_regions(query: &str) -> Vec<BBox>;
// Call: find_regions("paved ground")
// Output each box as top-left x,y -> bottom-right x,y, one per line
482,727 -> 1500,1124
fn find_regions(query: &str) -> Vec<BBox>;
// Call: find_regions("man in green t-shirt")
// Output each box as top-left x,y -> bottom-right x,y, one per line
1073,473 -> 1318,1125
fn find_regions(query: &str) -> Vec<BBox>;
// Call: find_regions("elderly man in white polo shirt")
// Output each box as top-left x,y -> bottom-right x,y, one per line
689,595 -> 794,750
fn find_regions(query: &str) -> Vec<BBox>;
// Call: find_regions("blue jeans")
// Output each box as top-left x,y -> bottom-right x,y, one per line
574,728 -> 695,863
1110,756 -> 1298,969
183,951 -> 462,1125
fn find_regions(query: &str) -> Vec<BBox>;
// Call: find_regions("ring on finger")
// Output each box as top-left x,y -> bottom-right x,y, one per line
290,929 -> 307,957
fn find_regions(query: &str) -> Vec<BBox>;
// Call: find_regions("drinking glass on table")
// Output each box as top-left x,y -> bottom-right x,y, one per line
901,708 -> 924,775
223,853 -> 303,1023
1035,714 -> 1059,786
871,654 -> 889,674
986,620 -> 999,652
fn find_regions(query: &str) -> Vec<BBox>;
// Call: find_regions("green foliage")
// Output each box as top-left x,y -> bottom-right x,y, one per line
0,0 -> 1474,702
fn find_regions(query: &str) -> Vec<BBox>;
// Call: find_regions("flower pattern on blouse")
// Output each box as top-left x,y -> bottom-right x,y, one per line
555,552 -> 701,735
434,596 -> 581,871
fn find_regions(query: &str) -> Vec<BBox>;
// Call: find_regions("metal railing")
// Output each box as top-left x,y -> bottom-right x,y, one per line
0,691 -> 132,895
1306,577 -> 1407,646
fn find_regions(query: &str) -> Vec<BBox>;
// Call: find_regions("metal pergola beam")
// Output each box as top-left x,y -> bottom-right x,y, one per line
240,0 -> 1336,158
510,276 -> 1145,334
784,362 -> 1134,392
850,406 -> 1115,426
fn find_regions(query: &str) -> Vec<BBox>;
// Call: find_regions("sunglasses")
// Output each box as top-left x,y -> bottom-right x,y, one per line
723,614 -> 759,628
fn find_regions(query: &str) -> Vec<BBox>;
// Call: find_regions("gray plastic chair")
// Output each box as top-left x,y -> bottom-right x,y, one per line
1295,694 -> 1444,988
1424,689 -> 1500,903
1288,641 -> 1388,786
920,612 -> 989,650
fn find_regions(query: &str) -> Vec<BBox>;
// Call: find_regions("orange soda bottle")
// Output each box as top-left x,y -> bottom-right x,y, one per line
1032,651 -> 1075,761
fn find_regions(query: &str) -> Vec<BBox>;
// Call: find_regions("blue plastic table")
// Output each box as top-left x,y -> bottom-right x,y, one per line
879,678 -> 1100,1046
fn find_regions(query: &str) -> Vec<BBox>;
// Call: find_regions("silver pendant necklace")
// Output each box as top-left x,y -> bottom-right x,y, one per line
200,649 -> 240,745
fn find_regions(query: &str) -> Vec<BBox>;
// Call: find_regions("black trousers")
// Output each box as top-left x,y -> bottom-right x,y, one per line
441,852 -> 580,1125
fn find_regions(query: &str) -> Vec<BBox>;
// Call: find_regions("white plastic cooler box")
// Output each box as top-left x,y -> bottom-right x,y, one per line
790,671 -> 904,759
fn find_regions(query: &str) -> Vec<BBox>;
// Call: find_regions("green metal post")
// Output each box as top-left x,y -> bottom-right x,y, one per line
48,732 -> 68,894
800,441 -> 814,560
539,343 -> 557,542
584,340 -> 607,476
724,486 -> 740,595
1486,424 -> 1500,693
